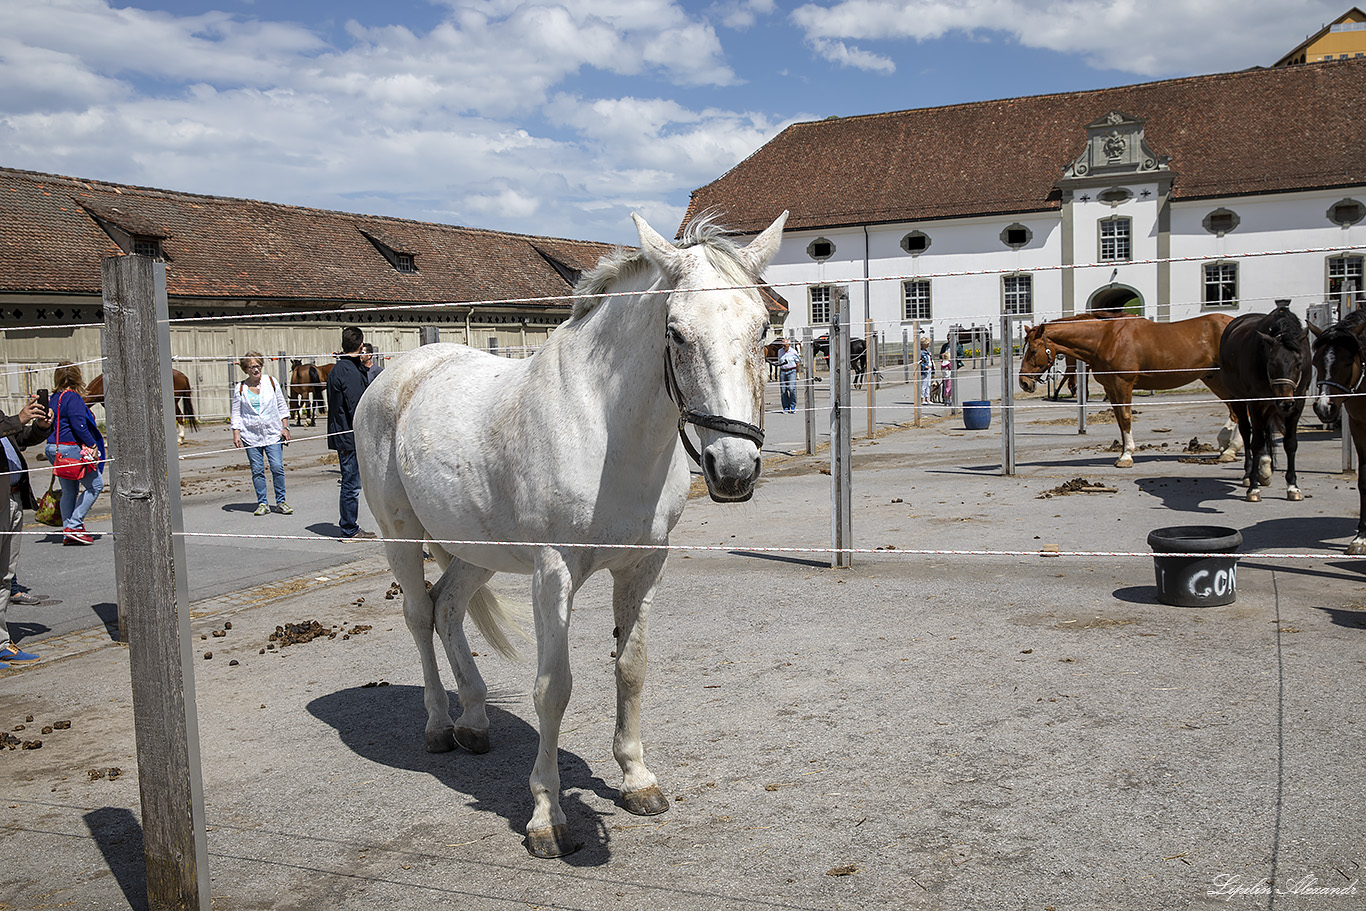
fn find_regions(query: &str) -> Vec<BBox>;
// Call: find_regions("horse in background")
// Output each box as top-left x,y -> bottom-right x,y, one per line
85,368 -> 199,443
288,360 -> 333,426
1311,309 -> 1366,549
1018,313 -> 1236,467
356,211 -> 786,858
1218,307 -> 1312,502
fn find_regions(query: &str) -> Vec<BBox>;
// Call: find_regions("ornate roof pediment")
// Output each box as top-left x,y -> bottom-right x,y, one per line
1061,111 -> 1169,181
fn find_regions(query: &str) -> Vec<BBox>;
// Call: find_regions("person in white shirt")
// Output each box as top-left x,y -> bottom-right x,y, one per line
777,338 -> 801,413
231,352 -> 292,516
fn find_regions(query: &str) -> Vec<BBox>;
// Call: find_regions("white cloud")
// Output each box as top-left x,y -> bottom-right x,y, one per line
809,38 -> 897,73
789,0 -> 1348,76
0,0 -> 765,242
709,0 -> 779,30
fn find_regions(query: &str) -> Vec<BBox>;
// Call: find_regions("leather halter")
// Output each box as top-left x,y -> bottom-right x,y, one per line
663,342 -> 764,466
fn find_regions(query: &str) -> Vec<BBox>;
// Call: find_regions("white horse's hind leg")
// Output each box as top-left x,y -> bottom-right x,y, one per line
388,539 -> 459,753
611,552 -> 670,818
526,551 -> 578,858
429,558 -> 497,754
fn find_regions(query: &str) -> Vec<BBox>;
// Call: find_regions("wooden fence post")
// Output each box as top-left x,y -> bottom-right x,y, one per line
101,255 -> 210,911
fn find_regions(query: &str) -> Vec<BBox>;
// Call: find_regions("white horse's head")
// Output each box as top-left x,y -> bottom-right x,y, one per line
634,210 -> 788,503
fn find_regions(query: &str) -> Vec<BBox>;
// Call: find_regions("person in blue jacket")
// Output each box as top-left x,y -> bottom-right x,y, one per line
44,363 -> 105,546
326,327 -> 374,540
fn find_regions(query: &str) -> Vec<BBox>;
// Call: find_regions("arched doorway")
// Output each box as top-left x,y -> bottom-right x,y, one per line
1087,283 -> 1143,316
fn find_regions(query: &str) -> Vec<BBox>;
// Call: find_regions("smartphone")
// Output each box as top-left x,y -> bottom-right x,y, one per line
36,389 -> 48,410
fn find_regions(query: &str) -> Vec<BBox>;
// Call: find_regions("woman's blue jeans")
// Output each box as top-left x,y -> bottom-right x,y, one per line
245,442 -> 286,505
45,443 -> 105,530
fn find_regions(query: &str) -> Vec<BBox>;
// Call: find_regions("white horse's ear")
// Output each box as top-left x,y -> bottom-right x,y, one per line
737,211 -> 788,277
632,213 -> 687,281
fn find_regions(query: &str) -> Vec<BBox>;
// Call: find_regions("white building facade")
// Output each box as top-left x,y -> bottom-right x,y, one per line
685,62 -> 1366,351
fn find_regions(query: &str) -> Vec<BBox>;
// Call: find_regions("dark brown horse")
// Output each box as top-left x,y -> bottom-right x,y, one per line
1018,313 -> 1235,467
1219,307 -> 1311,502
1312,309 -> 1366,550
85,368 -> 199,442
288,359 -> 333,426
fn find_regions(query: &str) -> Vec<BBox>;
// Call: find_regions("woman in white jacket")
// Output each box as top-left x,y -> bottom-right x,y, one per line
231,352 -> 292,516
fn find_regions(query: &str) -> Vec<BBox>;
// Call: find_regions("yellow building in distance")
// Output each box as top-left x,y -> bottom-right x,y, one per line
1275,7 -> 1366,65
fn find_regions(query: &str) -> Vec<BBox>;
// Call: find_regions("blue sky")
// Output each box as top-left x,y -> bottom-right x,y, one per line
0,0 -> 1347,243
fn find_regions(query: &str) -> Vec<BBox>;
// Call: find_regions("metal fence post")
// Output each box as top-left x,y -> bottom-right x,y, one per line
831,288 -> 852,568
1001,314 -> 1016,476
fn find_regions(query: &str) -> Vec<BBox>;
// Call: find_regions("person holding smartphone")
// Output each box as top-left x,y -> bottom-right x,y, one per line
2,392 -> 53,667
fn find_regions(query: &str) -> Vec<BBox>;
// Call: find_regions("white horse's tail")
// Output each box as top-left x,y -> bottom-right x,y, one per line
467,584 -> 526,661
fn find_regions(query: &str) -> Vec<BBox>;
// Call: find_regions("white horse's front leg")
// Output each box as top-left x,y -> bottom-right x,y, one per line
611,552 -> 670,817
1216,415 -> 1242,462
526,551 -> 577,858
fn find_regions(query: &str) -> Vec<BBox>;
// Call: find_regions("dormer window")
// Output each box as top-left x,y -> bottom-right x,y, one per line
79,203 -> 169,260
360,227 -> 418,274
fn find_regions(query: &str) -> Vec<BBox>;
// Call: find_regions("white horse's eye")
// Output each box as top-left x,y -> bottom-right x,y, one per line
667,326 -> 686,346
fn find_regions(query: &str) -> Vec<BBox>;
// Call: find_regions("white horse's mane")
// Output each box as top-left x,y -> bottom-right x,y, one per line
570,212 -> 752,321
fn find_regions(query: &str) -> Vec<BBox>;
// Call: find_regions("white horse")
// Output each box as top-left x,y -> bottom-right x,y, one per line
355,210 -> 787,857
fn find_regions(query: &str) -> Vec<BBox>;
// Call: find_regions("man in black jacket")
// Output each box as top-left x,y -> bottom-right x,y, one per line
2,395 -> 53,668
326,326 -> 375,540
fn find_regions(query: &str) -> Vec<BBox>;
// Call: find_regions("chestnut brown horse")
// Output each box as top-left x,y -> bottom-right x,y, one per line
1018,313 -> 1236,467
288,360 -> 333,426
85,368 -> 199,443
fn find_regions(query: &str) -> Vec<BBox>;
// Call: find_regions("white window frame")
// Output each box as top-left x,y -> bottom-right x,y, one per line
1328,254 -> 1365,307
902,280 -> 932,321
1002,273 -> 1033,316
1203,261 -> 1239,309
809,285 -> 832,324
1098,217 -> 1132,261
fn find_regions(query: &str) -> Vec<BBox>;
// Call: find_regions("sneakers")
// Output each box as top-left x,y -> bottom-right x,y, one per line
0,644 -> 39,663
253,504 -> 271,516
275,502 -> 293,515
8,591 -> 42,605
344,529 -> 377,541
63,527 -> 95,546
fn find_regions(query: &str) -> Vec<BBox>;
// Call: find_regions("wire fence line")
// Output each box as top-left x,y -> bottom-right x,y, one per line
3,526 -> 1361,564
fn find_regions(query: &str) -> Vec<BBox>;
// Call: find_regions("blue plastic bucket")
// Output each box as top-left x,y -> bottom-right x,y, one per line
963,400 -> 991,430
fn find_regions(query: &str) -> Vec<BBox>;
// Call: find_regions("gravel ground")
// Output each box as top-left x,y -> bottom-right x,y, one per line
2,393 -> 1364,911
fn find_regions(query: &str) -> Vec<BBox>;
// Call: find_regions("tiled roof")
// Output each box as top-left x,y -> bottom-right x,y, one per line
683,59 -> 1366,235
0,167 -> 618,307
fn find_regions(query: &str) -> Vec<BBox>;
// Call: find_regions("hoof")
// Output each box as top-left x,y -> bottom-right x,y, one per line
455,726 -> 490,754
426,728 -> 456,753
1240,476 -> 1252,488
526,825 -> 580,858
1114,457 -> 1134,469
621,784 -> 670,817
1246,489 -> 1261,503
1216,450 -> 1239,463
1348,539 -> 1366,556
1287,488 -> 1304,502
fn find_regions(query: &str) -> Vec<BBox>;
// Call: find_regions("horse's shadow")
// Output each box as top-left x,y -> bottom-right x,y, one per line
307,685 -> 617,865
1134,475 -> 1244,514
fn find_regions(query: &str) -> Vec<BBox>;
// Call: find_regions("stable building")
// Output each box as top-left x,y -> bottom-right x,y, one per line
682,58 -> 1366,350
0,167 -> 619,419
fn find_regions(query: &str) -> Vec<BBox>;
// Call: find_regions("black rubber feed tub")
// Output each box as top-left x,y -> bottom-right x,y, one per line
1147,525 -> 1243,607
